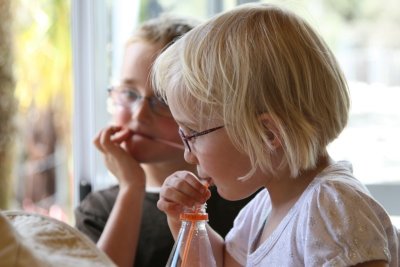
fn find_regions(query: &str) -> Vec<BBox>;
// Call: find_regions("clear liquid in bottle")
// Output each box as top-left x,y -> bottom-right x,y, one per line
166,204 -> 217,267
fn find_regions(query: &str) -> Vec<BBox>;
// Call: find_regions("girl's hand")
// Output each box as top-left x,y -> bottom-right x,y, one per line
93,126 -> 145,191
157,171 -> 211,225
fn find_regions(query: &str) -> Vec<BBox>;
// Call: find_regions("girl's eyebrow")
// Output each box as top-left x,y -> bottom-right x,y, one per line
174,120 -> 188,128
175,120 -> 196,130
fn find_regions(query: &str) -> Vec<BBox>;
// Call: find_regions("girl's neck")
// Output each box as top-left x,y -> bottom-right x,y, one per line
257,155 -> 333,246
142,161 -> 196,188
266,155 -> 333,209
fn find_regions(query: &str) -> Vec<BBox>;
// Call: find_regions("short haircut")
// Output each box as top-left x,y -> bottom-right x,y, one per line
153,3 -> 350,178
127,15 -> 200,49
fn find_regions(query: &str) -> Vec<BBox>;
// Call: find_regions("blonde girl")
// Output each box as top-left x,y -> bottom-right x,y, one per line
154,3 -> 399,267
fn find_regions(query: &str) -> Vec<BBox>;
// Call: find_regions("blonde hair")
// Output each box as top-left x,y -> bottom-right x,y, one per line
153,3 -> 350,178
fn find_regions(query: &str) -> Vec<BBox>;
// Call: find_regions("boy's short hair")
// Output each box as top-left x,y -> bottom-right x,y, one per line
127,15 -> 200,49
153,3 -> 350,177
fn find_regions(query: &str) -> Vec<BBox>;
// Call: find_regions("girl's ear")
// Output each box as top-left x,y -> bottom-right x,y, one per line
258,113 -> 281,149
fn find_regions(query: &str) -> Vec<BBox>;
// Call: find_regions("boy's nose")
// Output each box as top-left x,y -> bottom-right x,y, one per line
130,99 -> 152,120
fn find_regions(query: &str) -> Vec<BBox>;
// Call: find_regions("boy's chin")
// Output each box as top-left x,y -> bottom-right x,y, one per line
126,146 -> 173,163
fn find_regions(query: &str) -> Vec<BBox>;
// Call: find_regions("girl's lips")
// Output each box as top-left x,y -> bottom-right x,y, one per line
199,177 -> 213,187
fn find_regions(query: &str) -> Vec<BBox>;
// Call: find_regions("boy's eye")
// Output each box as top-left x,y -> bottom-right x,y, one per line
149,97 -> 168,107
121,89 -> 139,101
155,95 -> 167,105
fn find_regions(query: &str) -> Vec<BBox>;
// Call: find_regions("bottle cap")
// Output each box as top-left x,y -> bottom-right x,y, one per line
180,212 -> 208,221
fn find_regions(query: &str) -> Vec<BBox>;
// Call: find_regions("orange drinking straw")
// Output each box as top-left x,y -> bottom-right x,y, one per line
180,182 -> 209,267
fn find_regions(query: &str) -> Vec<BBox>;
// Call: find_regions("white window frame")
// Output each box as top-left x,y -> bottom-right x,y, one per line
71,0 -> 140,206
71,0 -> 110,206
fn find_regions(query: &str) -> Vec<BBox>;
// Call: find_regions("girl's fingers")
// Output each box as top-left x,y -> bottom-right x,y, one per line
160,171 -> 210,208
157,198 -> 182,216
175,171 -> 210,201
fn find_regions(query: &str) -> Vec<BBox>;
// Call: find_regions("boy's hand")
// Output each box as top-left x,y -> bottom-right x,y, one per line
157,171 -> 211,224
93,125 -> 145,191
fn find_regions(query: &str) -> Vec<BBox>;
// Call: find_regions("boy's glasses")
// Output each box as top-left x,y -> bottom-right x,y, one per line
107,86 -> 172,117
179,126 -> 224,152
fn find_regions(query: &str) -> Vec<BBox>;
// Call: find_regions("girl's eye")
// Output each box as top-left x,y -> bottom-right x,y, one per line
180,126 -> 196,136
186,127 -> 199,136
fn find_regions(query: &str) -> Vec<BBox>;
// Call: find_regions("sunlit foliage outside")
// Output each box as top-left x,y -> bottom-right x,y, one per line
13,0 -> 72,221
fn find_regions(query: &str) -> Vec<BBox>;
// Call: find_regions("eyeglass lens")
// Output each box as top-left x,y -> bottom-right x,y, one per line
179,128 -> 192,152
108,86 -> 171,117
178,125 -> 224,152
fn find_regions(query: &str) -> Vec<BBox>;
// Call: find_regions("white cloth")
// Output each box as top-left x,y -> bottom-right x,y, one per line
0,211 -> 116,267
226,161 -> 399,267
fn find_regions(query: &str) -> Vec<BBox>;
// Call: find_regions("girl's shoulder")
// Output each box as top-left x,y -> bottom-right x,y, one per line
300,160 -> 385,224
294,161 -> 397,266
305,160 -> 371,203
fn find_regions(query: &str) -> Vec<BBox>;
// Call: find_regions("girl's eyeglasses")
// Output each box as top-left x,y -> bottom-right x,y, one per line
107,86 -> 172,117
179,126 -> 224,152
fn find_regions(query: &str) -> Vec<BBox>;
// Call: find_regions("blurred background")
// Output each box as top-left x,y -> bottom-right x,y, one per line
0,0 -> 399,224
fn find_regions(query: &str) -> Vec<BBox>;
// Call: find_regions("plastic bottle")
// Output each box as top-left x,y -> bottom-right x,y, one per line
166,204 -> 217,267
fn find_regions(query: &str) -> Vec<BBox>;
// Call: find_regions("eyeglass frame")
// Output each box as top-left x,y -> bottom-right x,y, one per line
107,86 -> 172,117
179,125 -> 224,152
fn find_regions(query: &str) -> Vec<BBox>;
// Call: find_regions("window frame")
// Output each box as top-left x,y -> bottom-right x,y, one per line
71,0 -> 110,206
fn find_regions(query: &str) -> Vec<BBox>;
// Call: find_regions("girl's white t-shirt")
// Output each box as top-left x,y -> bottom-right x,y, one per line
225,161 -> 399,267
